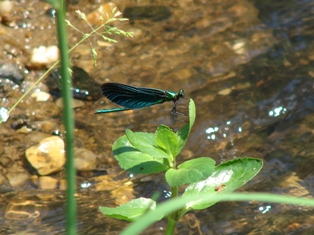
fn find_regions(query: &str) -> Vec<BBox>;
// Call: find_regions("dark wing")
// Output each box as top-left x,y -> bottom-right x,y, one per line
101,83 -> 170,109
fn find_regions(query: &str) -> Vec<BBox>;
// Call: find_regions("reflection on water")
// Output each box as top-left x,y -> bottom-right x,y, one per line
2,0 -> 314,234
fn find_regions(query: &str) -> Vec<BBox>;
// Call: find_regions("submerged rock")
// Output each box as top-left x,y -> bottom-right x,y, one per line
6,166 -> 30,188
74,148 -> 97,171
39,176 -> 59,190
0,63 -> 23,84
123,6 -> 171,22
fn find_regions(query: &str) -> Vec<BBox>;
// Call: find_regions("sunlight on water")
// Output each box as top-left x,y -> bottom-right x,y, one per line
205,120 -> 243,141
268,106 -> 287,117
258,205 -> 272,214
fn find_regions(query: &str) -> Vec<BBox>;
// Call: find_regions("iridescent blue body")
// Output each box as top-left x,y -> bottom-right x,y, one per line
95,82 -> 185,114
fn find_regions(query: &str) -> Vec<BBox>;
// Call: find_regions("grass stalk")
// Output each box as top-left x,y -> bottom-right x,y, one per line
54,1 -> 77,234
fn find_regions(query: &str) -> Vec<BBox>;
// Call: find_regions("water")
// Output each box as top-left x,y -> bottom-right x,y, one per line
1,0 -> 314,234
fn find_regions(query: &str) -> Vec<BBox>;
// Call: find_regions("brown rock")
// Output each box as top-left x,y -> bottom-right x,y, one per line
25,136 -> 65,175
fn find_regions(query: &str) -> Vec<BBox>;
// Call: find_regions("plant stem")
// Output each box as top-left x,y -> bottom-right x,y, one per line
55,1 -> 77,234
165,215 -> 177,235
165,186 -> 179,234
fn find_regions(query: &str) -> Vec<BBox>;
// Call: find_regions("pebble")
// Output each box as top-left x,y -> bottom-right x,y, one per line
27,131 -> 52,143
74,148 -> 97,171
6,166 -> 30,188
86,2 -> 118,26
0,1 -> 13,16
10,114 -> 29,130
59,179 -> 67,190
31,120 -> 56,133
31,90 -> 51,102
29,45 -> 59,68
25,136 -> 65,175
39,176 -> 58,190
0,1 -> 14,26
218,87 -> 232,95
0,106 -> 9,123
30,175 -> 39,186
16,125 -> 32,134
36,193 -> 56,200
0,63 -> 23,84
56,97 -> 85,109
0,156 -> 12,168
127,27 -> 143,40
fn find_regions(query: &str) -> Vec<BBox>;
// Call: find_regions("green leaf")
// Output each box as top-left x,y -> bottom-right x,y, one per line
121,193 -> 314,235
155,125 -> 179,158
181,157 -> 263,213
165,157 -> 215,187
125,129 -> 170,159
175,99 -> 196,155
113,135 -> 168,174
99,197 -> 161,222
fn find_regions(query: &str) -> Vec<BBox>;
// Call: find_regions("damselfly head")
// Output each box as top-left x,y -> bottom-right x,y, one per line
178,89 -> 185,98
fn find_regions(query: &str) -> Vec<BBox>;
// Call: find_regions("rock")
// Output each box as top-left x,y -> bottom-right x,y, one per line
39,176 -> 58,190
56,97 -> 85,109
31,120 -> 56,133
123,6 -> 171,21
45,8 -> 56,18
16,125 -> 32,134
0,63 -> 23,84
0,106 -> 9,123
59,179 -> 67,190
86,2 -> 118,26
0,1 -> 14,26
27,131 -> 52,143
29,45 -> 59,68
30,175 -> 39,187
31,90 -> 51,102
6,166 -> 30,188
0,1 -> 13,16
74,148 -> 97,171
0,156 -> 12,168
25,136 -> 65,175
10,114 -> 29,130
36,193 -> 55,200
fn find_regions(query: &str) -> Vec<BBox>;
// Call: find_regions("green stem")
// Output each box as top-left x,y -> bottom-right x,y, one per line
165,184 -> 180,234
55,1 -> 77,235
165,215 -> 177,235
171,186 -> 178,198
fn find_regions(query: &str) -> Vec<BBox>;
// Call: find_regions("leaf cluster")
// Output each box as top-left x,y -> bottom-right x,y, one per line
100,99 -> 263,227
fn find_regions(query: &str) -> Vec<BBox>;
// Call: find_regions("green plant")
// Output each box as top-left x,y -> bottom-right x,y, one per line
99,99 -> 263,234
